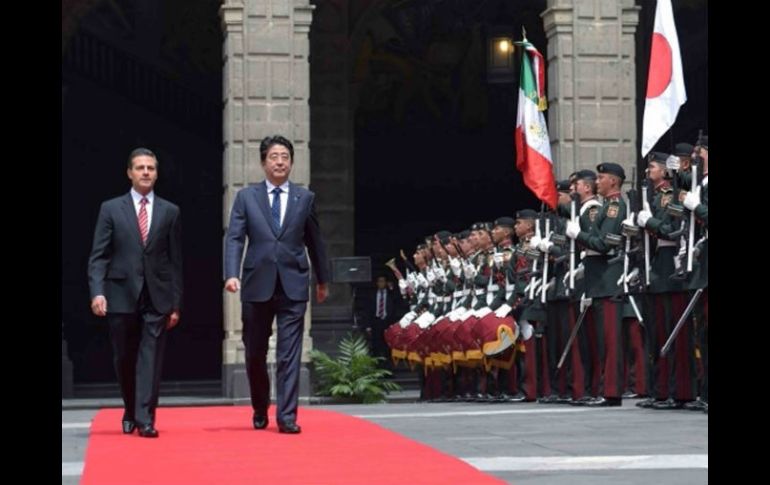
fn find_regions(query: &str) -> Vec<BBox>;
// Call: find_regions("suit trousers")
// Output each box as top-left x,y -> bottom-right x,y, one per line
108,285 -> 168,427
242,278 -> 307,425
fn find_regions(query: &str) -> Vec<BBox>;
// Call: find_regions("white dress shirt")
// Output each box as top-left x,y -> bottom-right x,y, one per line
130,188 -> 154,233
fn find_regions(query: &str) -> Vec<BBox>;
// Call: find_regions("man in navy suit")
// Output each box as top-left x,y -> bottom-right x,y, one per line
88,148 -> 183,438
225,135 -> 330,434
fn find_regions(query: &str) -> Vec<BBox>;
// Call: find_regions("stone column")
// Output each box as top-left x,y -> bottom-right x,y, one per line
220,0 -> 315,399
542,0 -> 640,180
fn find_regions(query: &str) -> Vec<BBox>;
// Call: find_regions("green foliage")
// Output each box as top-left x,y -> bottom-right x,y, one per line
310,334 -> 401,404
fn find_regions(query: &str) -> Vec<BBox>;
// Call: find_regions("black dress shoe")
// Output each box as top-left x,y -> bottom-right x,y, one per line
278,422 -> 301,434
122,420 -> 136,434
137,424 -> 159,438
635,398 -> 659,408
505,392 -> 527,403
652,398 -> 685,410
570,396 -> 594,406
683,398 -> 707,411
253,414 -> 268,430
586,397 -> 622,407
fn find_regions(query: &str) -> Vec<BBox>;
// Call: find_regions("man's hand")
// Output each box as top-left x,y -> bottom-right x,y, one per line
565,220 -> 581,239
665,155 -> 680,171
166,310 -> 180,330
225,277 -> 240,293
636,209 -> 653,227
529,234 -> 542,250
316,283 -> 329,303
91,295 -> 107,317
683,186 -> 701,210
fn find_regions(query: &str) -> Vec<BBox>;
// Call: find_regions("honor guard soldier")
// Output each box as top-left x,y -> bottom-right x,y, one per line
566,163 -> 628,406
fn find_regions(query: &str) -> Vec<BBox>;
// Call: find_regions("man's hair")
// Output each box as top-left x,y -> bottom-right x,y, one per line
579,177 -> 597,194
260,135 -> 294,162
128,148 -> 158,169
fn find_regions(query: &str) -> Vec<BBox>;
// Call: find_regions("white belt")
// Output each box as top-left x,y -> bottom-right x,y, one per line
475,289 -> 485,295
505,284 -> 515,292
657,240 -> 677,248
453,291 -> 464,298
442,296 -> 452,303
462,289 -> 471,296
584,249 -> 616,257
487,284 -> 499,292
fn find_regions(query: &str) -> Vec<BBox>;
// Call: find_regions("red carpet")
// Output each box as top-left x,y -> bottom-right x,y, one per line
81,406 -> 507,485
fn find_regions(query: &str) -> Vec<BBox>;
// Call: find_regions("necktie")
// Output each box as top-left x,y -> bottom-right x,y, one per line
138,197 -> 149,245
377,290 -> 385,318
271,187 -> 282,231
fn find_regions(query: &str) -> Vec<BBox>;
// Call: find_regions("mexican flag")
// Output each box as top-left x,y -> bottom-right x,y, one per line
641,0 -> 687,157
514,40 -> 557,209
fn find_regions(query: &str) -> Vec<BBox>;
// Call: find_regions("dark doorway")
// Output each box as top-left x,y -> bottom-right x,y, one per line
61,0 -> 224,388
352,0 -> 546,268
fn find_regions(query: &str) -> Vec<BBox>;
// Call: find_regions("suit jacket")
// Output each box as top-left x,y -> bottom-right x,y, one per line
225,181 -> 330,302
361,287 -> 398,327
88,193 -> 183,314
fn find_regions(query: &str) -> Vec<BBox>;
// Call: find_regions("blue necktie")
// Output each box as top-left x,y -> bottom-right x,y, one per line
271,187 -> 282,231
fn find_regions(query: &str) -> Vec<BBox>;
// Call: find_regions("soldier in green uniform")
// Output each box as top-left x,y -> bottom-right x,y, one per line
682,138 -> 708,412
503,209 -> 542,401
566,163 -> 627,406
562,170 -> 603,404
635,152 -> 689,408
535,180 -> 574,403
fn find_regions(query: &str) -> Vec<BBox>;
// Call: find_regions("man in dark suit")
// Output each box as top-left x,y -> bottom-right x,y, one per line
361,275 -> 399,363
88,148 -> 183,438
225,135 -> 330,434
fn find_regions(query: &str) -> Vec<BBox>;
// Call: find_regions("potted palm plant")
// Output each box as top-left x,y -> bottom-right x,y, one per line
310,334 -> 401,403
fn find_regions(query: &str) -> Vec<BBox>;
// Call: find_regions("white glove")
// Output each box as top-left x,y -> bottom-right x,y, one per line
407,272 -> 417,288
475,307 -> 492,319
519,320 -> 534,341
665,155 -> 680,170
463,262 -> 477,279
529,234 -> 542,249
414,311 -> 435,328
616,267 -> 639,286
565,220 -> 581,239
493,252 -> 504,268
683,186 -> 701,210
399,310 -> 417,327
449,258 -> 462,277
459,308 -> 475,321
563,264 -> 585,286
579,294 -> 593,314
626,267 -> 640,286
398,278 -> 408,295
426,268 -> 436,284
623,211 -> 637,228
416,273 -> 429,288
494,303 -> 512,318
538,239 -> 553,253
434,265 -> 447,282
637,209 -> 653,227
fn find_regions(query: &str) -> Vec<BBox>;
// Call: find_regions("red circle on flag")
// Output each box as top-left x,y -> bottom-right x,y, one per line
646,33 -> 673,98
